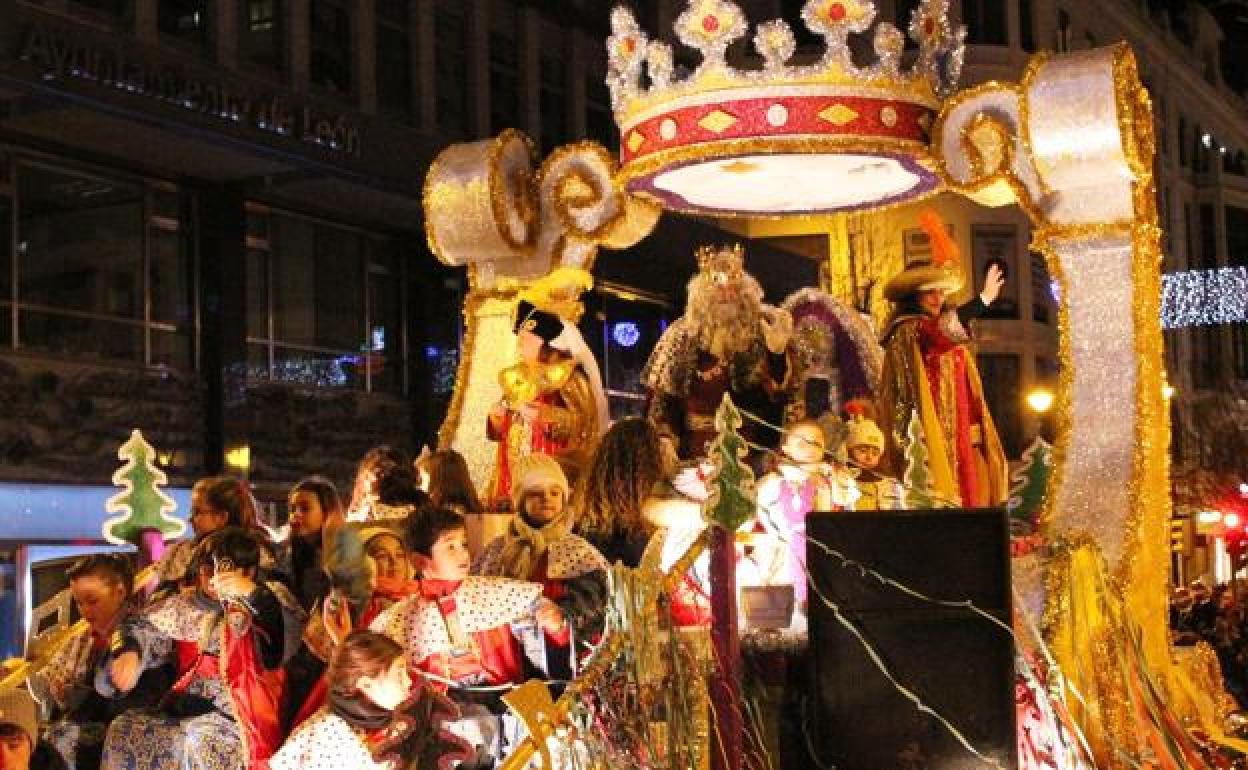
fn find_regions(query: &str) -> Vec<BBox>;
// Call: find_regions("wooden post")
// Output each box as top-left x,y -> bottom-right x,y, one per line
709,523 -> 741,770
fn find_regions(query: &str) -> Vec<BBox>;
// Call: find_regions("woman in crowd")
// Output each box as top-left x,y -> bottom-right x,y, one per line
280,476 -> 339,613
345,446 -> 410,522
575,418 -> 671,568
154,477 -> 271,593
29,555 -> 173,770
417,449 -> 493,557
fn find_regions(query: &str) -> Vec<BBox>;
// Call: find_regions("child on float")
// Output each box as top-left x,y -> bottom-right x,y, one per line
27,555 -> 173,770
371,506 -> 557,767
751,419 -> 860,619
844,404 -> 904,511
101,528 -> 304,770
0,688 -> 68,770
473,454 -> 610,680
272,629 -> 473,770
291,475 -> 426,731
280,476 -> 340,613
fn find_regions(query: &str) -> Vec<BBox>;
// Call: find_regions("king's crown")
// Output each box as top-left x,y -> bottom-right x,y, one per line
606,0 -> 964,125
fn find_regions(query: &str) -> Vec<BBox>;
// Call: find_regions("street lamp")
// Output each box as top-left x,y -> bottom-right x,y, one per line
1026,388 -> 1055,414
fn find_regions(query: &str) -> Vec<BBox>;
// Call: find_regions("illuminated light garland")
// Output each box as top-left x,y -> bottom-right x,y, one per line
1160,266 -> 1248,329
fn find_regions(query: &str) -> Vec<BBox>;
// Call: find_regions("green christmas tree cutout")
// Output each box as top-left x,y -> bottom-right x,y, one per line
902,410 -> 942,509
700,394 -> 757,532
1007,437 -> 1052,536
102,430 -> 186,545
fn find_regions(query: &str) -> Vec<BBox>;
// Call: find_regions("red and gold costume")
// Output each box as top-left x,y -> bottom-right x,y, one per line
877,213 -> 1008,508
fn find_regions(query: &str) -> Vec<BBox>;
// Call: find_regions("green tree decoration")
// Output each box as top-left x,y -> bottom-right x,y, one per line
902,410 -> 938,509
1008,437 -> 1053,535
700,394 -> 757,532
102,429 -> 186,546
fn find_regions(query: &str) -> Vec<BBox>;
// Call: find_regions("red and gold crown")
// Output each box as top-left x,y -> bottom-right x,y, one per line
606,0 -> 964,217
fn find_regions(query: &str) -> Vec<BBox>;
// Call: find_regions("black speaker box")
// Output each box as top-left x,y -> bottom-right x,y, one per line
806,508 -> 1016,770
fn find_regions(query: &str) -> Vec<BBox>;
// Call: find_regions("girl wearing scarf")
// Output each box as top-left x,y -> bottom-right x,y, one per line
473,455 -> 609,680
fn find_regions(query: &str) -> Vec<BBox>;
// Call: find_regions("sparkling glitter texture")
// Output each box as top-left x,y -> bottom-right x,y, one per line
423,131 -> 659,490
936,43 -> 1180,767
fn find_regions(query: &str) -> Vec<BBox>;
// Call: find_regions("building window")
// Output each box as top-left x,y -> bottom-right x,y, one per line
1184,202 -> 1196,269
245,207 -> 402,392
489,1 -> 521,136
586,71 -> 615,148
963,0 -> 1007,45
1192,325 -> 1222,389
977,353 -> 1022,459
435,2 -> 469,135
1199,203 -> 1218,269
376,1 -> 413,121
1234,324 -> 1248,380
70,0 -> 131,19
310,2 -> 352,95
1019,0 -> 1035,52
11,161 -> 194,368
539,40 -> 568,154
159,0 -> 210,48
241,0 -> 284,71
1178,115 -> 1189,169
1225,206 -> 1248,268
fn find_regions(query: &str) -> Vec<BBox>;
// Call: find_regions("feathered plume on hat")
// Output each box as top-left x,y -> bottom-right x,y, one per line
518,266 -> 593,321
883,210 -> 964,301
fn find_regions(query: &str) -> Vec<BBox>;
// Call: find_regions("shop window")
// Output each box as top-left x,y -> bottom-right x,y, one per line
489,1 -> 521,137
159,0 -> 210,48
12,162 -> 194,368
977,353 -> 1023,459
311,2 -> 352,95
376,1 -> 413,121
435,2 -> 469,135
964,0 -> 1007,46
241,0 -> 284,71
245,208 -> 402,392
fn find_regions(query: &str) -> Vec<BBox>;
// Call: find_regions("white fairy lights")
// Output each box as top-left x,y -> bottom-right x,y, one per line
1160,266 -> 1248,329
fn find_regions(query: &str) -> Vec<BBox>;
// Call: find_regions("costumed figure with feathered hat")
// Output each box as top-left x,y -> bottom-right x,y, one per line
642,244 -> 795,462
876,211 -> 1008,508
486,269 -> 609,509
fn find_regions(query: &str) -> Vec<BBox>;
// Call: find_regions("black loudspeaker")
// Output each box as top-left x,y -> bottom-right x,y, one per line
806,508 -> 1016,770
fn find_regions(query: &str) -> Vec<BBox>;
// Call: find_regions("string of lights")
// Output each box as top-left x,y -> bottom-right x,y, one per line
1161,266 -> 1248,329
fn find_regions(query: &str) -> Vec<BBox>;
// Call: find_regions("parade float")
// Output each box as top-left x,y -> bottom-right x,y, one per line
422,0 -> 1246,768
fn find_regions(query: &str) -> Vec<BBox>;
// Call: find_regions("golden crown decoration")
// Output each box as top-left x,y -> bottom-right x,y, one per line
606,0 -> 964,217
695,242 -> 745,271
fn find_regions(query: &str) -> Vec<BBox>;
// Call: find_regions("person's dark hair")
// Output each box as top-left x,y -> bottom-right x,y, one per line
348,445 -> 410,513
416,450 -> 482,514
194,476 -> 261,530
199,527 -> 262,571
377,467 -> 432,510
291,475 -> 343,525
328,630 -> 404,698
575,418 -> 666,541
67,552 -> 135,597
403,506 -> 467,558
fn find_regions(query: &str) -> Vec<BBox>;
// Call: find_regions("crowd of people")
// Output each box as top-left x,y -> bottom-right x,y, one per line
1170,580 -> 1248,707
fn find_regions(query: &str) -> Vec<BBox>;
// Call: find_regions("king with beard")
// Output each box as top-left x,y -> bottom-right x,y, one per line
642,244 -> 795,462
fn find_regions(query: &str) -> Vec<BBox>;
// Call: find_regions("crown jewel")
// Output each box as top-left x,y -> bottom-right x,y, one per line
605,0 -> 965,217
